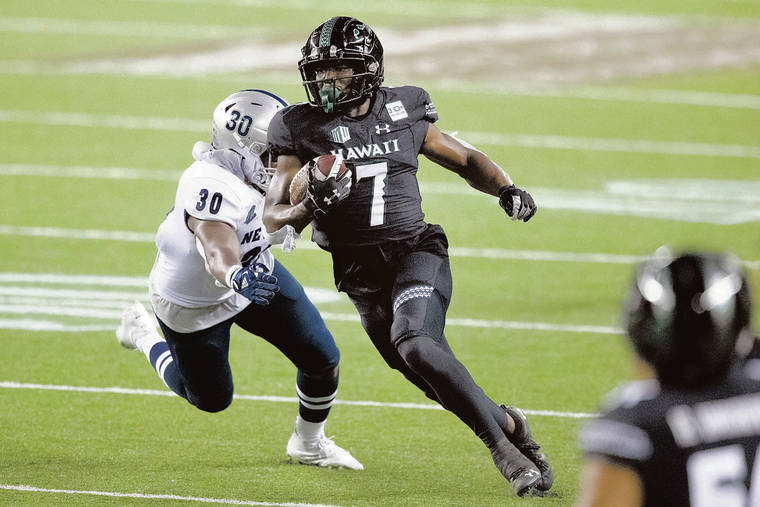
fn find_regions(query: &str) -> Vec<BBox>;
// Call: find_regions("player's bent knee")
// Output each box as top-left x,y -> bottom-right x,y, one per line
300,364 -> 339,383
395,333 -> 436,371
188,388 -> 234,413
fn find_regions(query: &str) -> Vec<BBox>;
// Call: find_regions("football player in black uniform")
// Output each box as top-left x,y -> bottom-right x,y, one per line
577,251 -> 759,506
263,16 -> 549,496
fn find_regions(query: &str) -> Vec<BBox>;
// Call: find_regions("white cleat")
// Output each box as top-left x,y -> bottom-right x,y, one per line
116,301 -> 154,351
286,430 -> 364,470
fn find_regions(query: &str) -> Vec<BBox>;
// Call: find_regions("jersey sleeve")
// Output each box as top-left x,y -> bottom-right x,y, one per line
419,88 -> 438,123
180,174 -> 244,230
267,107 -> 297,159
578,412 -> 654,471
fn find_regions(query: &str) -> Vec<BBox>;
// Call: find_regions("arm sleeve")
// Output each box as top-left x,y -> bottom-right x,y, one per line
267,108 -> 297,158
578,416 -> 654,471
181,176 -> 244,230
419,88 -> 438,123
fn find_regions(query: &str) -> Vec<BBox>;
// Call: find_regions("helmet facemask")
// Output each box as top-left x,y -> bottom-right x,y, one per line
300,56 -> 379,113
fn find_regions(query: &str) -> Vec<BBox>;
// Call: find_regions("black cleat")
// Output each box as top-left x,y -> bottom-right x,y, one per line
490,438 -> 541,497
502,405 -> 554,492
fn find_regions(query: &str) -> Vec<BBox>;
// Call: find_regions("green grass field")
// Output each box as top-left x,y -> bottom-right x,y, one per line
1,0 -> 759,505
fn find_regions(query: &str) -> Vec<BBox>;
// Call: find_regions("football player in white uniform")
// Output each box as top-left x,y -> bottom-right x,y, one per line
116,89 -> 362,470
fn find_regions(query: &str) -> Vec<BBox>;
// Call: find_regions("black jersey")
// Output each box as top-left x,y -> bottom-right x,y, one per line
579,365 -> 760,507
267,86 -> 438,249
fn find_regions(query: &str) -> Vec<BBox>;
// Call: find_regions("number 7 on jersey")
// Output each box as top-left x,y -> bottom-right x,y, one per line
355,162 -> 388,226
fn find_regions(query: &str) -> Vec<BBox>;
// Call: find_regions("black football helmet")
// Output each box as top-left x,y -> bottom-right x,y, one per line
624,250 -> 753,387
299,16 -> 384,114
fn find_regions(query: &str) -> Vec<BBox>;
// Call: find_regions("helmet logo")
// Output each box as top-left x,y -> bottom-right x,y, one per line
368,61 -> 378,72
329,45 -> 338,57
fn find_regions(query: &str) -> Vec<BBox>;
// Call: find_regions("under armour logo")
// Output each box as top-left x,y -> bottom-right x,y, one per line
375,124 -> 390,135
323,188 -> 342,206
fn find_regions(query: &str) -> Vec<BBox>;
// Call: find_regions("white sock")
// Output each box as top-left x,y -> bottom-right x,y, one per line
295,415 -> 326,443
135,326 -> 164,361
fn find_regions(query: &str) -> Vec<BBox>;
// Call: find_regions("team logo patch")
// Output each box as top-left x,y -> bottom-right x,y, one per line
330,125 -> 351,143
385,101 -> 408,121
244,204 -> 257,224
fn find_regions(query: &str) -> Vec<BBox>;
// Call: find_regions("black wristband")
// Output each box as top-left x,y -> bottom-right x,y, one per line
498,184 -> 515,197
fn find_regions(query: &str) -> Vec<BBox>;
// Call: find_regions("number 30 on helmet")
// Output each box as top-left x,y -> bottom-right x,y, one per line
210,89 -> 289,191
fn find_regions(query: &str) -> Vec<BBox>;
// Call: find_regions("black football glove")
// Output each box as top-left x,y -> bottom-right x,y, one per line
304,161 -> 352,216
499,185 -> 537,222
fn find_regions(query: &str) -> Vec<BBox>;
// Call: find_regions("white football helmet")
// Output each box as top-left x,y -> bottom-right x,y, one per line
211,89 -> 288,191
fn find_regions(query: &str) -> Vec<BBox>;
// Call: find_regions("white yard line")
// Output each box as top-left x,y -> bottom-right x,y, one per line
0,309 -> 621,335
0,224 -> 156,242
0,484 -> 337,507
458,131 -> 760,159
0,163 -> 182,181
441,81 -> 760,110
1,109 -> 757,159
0,272 -> 149,286
3,61 -> 759,110
0,381 -> 598,419
0,225 -> 758,269
128,0 -> 502,19
0,272 -> 623,334
4,164 -> 760,225
3,56 -> 759,110
0,17 -> 269,39
0,110 -> 206,132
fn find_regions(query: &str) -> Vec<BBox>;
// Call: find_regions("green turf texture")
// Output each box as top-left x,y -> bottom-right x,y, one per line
1,0 -> 759,505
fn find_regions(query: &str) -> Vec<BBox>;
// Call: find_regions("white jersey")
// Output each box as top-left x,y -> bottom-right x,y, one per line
149,145 -> 273,332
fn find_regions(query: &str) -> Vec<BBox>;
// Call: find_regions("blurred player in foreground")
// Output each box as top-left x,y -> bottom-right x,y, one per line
577,250 -> 758,506
116,89 -> 362,470
263,16 -> 550,496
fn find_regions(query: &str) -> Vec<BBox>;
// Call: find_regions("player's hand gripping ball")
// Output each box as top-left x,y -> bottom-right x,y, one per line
290,154 -> 352,215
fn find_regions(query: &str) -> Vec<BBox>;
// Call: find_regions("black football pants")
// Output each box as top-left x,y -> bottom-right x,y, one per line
348,250 -> 510,448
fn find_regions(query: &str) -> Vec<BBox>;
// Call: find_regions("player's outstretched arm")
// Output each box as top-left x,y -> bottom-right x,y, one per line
420,124 -> 536,222
420,123 -> 512,196
189,217 -> 242,283
263,155 -> 314,234
189,217 -> 278,305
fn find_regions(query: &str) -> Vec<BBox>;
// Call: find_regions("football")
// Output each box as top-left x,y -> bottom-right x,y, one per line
288,165 -> 308,205
289,154 -> 348,205
312,153 -> 348,181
